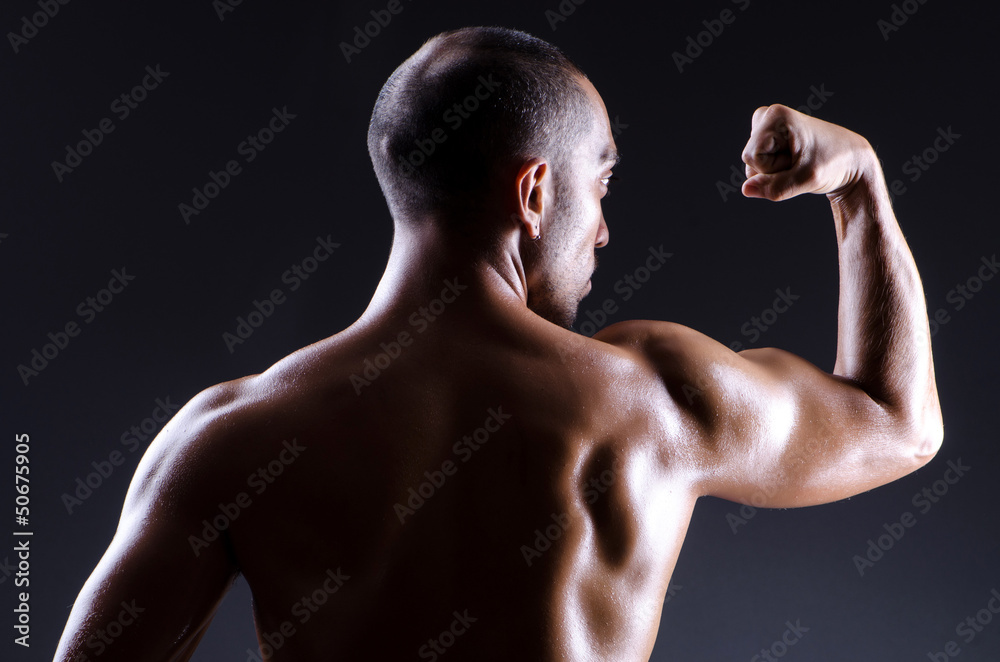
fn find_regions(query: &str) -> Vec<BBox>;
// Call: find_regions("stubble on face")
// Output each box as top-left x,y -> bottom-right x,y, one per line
522,75 -> 611,330
523,169 -> 597,329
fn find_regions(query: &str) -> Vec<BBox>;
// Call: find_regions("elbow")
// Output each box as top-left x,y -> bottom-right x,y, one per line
916,423 -> 944,461
914,393 -> 945,463
909,417 -> 944,468
882,410 -> 943,472
883,393 -> 944,468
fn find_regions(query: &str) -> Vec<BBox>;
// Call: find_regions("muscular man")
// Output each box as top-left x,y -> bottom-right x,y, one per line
55,27 -> 943,661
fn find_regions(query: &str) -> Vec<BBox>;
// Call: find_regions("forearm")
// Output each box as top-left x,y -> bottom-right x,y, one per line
828,149 -> 942,446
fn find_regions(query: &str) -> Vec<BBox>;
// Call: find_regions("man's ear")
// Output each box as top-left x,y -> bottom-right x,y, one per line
513,159 -> 547,239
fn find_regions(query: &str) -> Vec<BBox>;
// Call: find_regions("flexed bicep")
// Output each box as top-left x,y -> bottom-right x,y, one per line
689,343 -> 924,507
598,320 -> 934,509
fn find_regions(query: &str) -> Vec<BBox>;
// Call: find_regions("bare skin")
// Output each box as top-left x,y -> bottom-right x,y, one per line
54,76 -> 943,661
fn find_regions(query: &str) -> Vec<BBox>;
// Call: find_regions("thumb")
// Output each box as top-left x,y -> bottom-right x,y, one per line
743,169 -> 809,202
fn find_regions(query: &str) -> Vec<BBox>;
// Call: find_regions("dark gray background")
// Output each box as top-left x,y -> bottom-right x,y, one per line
3,0 -> 998,660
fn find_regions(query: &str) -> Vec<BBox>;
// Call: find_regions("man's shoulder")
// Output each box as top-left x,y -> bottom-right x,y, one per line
591,319 -> 748,410
593,319 -> 719,359
122,366 -> 323,518
135,375 -> 263,466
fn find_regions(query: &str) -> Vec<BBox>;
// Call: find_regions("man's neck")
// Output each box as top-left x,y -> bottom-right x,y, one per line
357,221 -> 530,330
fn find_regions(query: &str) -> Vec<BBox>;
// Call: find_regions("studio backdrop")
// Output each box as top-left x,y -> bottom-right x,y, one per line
2,0 -> 998,660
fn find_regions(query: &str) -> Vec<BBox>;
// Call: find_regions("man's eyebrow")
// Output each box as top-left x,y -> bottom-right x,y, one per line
600,148 -> 621,167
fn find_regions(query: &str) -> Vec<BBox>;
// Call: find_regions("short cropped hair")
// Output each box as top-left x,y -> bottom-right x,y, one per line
367,26 -> 594,224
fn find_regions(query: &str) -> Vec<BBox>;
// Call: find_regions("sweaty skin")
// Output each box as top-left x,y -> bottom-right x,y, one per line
54,76 -> 943,661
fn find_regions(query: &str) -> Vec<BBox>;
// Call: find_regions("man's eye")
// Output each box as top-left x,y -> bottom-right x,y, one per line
601,175 -> 620,194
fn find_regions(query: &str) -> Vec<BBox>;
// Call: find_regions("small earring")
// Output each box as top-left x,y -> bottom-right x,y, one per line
531,228 -> 540,241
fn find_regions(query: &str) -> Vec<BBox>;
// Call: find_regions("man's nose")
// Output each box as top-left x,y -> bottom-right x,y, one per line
596,217 -> 609,248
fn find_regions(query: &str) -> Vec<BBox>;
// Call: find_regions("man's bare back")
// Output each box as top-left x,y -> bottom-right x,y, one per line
152,291 -> 701,660
54,27 -> 942,662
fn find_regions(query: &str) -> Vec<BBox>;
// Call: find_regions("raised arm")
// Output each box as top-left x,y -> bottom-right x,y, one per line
54,385 -> 242,662
599,104 -> 943,507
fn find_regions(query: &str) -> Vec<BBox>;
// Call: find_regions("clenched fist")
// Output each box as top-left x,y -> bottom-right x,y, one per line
741,104 -> 879,202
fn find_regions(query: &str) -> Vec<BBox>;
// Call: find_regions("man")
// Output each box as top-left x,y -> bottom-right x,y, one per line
55,26 -> 942,661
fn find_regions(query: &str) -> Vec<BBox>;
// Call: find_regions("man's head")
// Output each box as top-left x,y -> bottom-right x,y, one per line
367,26 -> 618,328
